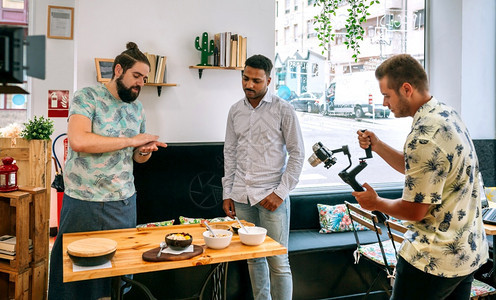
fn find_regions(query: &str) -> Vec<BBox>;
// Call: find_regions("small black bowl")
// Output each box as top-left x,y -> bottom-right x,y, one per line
165,232 -> 193,250
68,250 -> 116,267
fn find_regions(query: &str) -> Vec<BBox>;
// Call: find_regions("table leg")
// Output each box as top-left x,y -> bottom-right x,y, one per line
482,235 -> 496,279
110,275 -> 157,300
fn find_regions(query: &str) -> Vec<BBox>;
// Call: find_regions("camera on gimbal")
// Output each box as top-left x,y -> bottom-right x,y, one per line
307,132 -> 387,222
308,141 -> 372,192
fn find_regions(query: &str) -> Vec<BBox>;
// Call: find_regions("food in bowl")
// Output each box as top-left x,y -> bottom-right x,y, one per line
206,224 -> 231,231
202,229 -> 233,249
165,232 -> 193,250
238,226 -> 267,246
231,222 -> 255,234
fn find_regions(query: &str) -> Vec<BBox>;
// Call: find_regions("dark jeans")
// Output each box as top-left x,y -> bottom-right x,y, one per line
48,193 -> 137,300
391,256 -> 475,300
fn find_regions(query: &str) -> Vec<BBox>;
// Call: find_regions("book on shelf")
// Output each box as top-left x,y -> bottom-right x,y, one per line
211,32 -> 247,68
155,56 -> 167,84
230,34 -> 238,68
219,33 -> 226,67
144,52 -> 167,84
0,235 -> 33,252
239,36 -> 247,68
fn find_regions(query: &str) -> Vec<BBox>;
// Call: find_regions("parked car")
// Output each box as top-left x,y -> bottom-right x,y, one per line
290,92 -> 323,113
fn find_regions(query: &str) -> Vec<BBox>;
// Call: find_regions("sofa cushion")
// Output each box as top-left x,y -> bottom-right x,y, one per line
289,229 -> 386,254
317,203 -> 369,233
290,188 -> 404,230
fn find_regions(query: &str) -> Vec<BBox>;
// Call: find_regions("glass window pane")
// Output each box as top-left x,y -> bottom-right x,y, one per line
275,0 -> 426,190
3,0 -> 24,10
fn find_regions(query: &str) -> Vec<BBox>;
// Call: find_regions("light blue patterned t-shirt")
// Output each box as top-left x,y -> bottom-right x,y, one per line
64,84 -> 146,202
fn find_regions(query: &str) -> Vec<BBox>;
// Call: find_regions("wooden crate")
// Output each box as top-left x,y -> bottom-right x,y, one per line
0,191 -> 32,271
0,267 -> 30,300
0,138 -> 52,204
30,260 -> 46,300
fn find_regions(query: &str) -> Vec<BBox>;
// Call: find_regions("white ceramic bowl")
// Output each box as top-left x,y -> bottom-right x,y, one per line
203,229 -> 233,249
238,226 -> 267,246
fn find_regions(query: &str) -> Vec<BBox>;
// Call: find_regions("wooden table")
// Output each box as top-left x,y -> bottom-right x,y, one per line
484,223 -> 496,276
63,222 -> 287,299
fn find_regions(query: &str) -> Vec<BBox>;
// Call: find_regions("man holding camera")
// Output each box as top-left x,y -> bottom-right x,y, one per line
353,54 -> 488,299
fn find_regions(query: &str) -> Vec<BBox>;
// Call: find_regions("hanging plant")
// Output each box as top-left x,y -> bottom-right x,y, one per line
314,0 -> 379,62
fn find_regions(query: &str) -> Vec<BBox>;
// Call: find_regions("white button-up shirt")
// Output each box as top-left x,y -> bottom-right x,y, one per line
222,90 -> 305,205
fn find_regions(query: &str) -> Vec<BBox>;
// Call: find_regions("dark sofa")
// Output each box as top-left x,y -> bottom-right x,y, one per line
125,143 -> 403,300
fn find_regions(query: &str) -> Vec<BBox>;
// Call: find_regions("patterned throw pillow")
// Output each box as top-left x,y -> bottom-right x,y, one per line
317,203 -> 369,233
485,187 -> 496,204
136,219 -> 174,228
179,216 -> 234,224
179,216 -> 204,224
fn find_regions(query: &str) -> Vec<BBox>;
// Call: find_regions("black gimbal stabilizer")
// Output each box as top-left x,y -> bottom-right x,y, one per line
307,130 -> 387,222
308,140 -> 372,192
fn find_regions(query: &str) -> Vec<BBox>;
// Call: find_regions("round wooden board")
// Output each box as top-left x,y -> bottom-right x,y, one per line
67,238 -> 117,257
142,245 -> 204,262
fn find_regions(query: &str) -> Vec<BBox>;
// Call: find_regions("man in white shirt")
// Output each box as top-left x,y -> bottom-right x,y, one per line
222,54 -> 305,300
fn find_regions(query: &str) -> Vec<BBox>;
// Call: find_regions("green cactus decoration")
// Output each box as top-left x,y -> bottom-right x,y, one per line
195,32 -> 214,66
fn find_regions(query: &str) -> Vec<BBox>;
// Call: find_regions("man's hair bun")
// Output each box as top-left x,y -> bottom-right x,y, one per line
126,42 -> 138,50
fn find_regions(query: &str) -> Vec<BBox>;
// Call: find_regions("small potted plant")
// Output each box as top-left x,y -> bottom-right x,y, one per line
20,116 -> 54,140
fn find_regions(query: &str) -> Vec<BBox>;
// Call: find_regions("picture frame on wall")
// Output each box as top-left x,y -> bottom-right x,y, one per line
94,58 -> 114,83
47,5 -> 74,39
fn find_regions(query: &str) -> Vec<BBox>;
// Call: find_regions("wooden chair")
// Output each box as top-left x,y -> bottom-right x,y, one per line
344,201 -> 399,297
384,219 -> 496,300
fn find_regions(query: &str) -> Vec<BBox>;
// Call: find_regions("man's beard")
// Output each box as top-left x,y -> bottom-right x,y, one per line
116,75 -> 140,103
394,93 -> 410,118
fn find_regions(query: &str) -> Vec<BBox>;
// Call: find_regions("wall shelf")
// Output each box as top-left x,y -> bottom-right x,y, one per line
189,66 -> 243,79
144,83 -> 177,96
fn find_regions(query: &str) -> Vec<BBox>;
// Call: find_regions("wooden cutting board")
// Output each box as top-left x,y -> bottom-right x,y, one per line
142,245 -> 203,262
67,238 -> 117,257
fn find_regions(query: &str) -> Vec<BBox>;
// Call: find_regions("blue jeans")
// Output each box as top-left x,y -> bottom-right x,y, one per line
391,256 -> 475,300
48,193 -> 137,300
234,197 -> 292,300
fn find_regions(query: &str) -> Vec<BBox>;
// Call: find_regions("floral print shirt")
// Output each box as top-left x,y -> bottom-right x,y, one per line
399,97 -> 488,277
64,84 -> 146,201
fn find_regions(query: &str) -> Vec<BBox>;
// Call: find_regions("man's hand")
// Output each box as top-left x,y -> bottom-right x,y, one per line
357,130 -> 379,152
223,199 -> 236,218
136,140 -> 168,154
259,192 -> 283,211
351,183 -> 378,211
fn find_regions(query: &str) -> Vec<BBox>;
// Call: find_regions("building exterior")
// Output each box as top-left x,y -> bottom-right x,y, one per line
275,0 -> 425,96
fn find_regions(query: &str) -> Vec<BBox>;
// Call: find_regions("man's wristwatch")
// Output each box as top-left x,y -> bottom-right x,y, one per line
138,151 -> 151,156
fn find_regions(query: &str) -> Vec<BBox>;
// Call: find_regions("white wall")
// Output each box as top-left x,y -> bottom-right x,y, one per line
76,0 -> 275,143
429,0 -> 496,139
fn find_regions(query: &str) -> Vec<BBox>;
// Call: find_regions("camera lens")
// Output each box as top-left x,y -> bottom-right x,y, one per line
308,153 -> 322,167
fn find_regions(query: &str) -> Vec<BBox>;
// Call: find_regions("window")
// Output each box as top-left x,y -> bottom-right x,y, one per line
0,0 -> 28,128
307,20 -> 316,38
275,30 -> 279,46
285,0 -> 290,14
293,24 -> 299,41
275,0 -> 426,191
312,63 -> 319,77
414,9 -> 425,29
0,0 -> 27,24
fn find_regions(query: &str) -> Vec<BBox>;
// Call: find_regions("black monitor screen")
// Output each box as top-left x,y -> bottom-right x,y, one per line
0,26 -> 24,84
